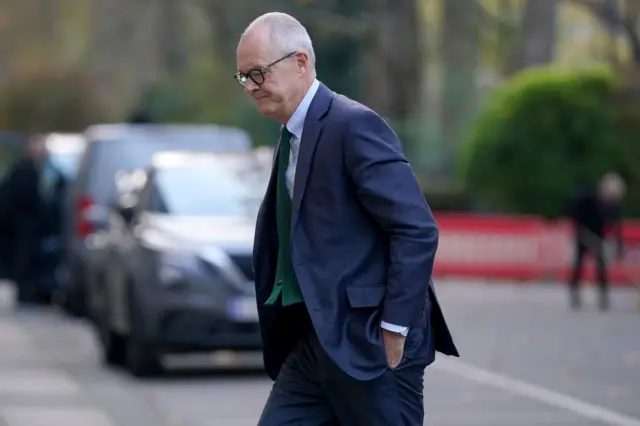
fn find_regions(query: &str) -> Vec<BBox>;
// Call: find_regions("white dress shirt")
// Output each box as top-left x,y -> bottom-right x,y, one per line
282,79 -> 409,337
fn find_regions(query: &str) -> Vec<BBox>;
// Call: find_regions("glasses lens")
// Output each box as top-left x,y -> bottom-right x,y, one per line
234,74 -> 247,87
248,70 -> 265,86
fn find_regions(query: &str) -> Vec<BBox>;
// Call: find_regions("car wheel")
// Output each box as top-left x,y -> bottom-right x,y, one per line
56,285 -> 86,318
94,270 -> 126,366
98,316 -> 126,367
62,263 -> 89,318
125,339 -> 162,377
125,282 -> 163,378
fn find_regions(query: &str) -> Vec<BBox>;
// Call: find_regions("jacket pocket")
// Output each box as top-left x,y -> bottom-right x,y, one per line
345,284 -> 386,308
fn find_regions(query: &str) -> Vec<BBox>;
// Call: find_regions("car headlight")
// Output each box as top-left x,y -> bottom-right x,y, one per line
198,246 -> 250,292
198,246 -> 235,270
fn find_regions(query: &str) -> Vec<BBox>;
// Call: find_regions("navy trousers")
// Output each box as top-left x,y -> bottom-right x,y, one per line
258,307 -> 430,426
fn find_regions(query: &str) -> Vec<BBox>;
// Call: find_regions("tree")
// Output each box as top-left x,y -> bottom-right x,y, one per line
461,66 -> 623,217
571,0 -> 640,64
158,0 -> 187,75
363,0 -> 424,121
0,69 -> 109,132
505,0 -> 558,75
439,0 -> 481,173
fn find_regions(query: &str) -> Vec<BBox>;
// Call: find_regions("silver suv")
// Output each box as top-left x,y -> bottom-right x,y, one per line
60,124 -> 252,319
95,151 -> 266,377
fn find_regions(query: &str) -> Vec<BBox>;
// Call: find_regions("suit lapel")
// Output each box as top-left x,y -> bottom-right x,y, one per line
255,134 -> 281,254
291,83 -> 332,230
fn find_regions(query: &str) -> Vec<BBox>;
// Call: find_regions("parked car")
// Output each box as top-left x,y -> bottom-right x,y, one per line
94,151 -> 265,377
59,124 -> 253,319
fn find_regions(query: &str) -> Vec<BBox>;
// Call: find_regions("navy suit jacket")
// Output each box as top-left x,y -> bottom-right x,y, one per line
253,83 -> 458,381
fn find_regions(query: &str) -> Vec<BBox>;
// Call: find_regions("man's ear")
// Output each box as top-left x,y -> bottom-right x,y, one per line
296,52 -> 308,74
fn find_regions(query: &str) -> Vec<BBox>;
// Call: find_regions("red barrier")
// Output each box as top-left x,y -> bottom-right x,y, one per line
433,213 -> 640,286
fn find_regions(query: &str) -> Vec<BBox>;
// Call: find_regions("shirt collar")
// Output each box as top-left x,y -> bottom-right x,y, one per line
285,79 -> 320,140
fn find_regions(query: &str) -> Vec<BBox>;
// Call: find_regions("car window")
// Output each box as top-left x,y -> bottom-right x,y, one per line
130,172 -> 153,221
48,151 -> 82,179
148,165 -> 263,217
82,137 -> 223,206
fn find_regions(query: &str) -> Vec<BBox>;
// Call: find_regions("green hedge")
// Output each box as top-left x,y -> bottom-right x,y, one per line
461,66 -> 640,218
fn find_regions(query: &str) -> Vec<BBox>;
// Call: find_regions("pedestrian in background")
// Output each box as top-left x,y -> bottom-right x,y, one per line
237,12 -> 458,426
566,172 -> 626,310
0,134 -> 48,305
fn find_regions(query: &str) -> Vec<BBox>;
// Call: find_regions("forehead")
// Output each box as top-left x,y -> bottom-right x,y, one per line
236,29 -> 275,70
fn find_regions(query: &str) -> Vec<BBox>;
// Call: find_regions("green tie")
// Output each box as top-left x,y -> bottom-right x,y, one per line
265,127 -> 304,306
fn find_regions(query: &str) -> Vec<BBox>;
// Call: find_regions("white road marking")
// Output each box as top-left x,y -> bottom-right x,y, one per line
433,357 -> 640,426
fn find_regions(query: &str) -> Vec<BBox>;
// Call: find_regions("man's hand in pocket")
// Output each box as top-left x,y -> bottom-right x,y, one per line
382,328 -> 406,369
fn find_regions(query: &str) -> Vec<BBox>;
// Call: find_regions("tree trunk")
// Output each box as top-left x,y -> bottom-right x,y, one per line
440,0 -> 480,173
505,0 -> 558,75
363,0 -> 423,121
88,0 -> 159,111
158,0 -> 187,75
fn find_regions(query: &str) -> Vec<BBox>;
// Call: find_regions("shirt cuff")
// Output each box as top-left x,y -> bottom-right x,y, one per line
381,321 -> 409,336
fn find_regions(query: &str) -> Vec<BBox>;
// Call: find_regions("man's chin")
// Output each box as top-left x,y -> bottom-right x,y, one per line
255,99 -> 277,117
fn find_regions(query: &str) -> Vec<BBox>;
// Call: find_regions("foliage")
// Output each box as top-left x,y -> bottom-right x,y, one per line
609,80 -> 640,217
0,68 -> 108,132
132,57 -> 279,146
461,65 -> 640,218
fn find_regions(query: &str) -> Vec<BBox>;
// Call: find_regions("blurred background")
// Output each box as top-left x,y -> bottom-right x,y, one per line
2,0 -> 640,211
0,0 -> 638,425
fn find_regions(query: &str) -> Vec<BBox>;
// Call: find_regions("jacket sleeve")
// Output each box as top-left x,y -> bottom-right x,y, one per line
343,109 -> 438,328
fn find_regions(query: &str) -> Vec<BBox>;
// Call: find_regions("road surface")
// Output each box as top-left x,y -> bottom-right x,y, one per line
0,280 -> 639,426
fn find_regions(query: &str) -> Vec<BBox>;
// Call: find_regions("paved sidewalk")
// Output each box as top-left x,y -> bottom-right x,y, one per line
0,314 -> 111,424
0,283 -> 170,426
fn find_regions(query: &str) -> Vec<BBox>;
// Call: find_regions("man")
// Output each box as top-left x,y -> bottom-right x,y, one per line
236,12 -> 458,425
0,134 -> 49,305
566,172 -> 626,311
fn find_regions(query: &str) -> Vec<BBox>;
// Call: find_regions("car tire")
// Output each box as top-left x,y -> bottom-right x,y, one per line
98,318 -> 126,367
125,282 -> 163,378
56,286 -> 86,318
62,262 -> 89,318
125,339 -> 163,378
94,269 -> 126,367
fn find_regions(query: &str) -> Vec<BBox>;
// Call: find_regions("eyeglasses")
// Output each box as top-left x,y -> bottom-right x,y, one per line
234,52 -> 296,88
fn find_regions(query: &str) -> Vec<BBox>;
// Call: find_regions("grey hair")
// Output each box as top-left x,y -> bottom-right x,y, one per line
600,172 -> 626,196
243,12 -> 316,70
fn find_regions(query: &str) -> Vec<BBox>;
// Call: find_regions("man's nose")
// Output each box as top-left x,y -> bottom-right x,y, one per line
244,79 -> 259,94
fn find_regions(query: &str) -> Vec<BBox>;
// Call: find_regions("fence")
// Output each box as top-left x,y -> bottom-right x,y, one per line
433,213 -> 640,286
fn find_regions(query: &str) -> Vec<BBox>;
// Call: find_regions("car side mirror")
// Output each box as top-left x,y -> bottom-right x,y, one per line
109,193 -> 137,224
118,205 -> 135,223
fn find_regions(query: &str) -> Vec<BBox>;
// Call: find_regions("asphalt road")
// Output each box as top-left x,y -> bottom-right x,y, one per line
0,279 -> 639,426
